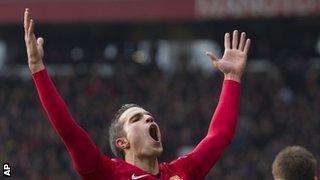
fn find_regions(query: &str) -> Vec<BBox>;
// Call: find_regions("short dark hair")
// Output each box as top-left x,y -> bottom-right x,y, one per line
272,146 -> 317,180
109,103 -> 141,159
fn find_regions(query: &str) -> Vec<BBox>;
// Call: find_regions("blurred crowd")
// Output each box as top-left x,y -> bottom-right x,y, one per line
1,19 -> 320,179
1,55 -> 320,179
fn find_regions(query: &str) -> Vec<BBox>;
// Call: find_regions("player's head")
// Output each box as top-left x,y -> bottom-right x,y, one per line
109,104 -> 163,160
272,145 -> 318,180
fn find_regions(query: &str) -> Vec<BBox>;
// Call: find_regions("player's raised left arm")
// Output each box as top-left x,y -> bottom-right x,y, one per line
191,30 -> 250,176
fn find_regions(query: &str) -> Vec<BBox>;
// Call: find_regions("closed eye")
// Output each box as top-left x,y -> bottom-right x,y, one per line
132,118 -> 139,123
130,113 -> 142,123
128,112 -> 153,124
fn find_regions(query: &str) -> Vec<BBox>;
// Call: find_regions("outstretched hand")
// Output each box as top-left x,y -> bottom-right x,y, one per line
206,30 -> 251,82
24,8 -> 45,74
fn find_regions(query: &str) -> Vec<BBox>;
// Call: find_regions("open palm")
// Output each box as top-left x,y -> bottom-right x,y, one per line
207,30 -> 251,81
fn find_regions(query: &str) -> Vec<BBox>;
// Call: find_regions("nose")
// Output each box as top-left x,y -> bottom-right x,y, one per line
145,117 -> 154,123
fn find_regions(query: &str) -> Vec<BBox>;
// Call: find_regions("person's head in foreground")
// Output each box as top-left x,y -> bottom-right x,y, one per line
272,145 -> 318,180
109,104 -> 163,160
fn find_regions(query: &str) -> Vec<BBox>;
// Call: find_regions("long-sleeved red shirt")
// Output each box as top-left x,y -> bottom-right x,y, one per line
32,69 -> 240,180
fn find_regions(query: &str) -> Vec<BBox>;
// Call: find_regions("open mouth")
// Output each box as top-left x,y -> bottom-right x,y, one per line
149,124 -> 159,142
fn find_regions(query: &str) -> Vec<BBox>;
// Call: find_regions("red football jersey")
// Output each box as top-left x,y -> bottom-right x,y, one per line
79,155 -> 201,180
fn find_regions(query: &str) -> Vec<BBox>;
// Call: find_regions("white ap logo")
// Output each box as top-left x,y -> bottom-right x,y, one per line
3,163 -> 11,177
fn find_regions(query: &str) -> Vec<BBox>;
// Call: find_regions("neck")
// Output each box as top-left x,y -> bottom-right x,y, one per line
125,153 -> 159,175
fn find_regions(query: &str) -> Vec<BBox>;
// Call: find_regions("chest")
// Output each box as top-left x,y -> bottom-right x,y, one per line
113,164 -> 188,180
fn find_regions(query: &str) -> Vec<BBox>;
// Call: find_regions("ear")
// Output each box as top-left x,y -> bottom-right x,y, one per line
115,137 -> 130,150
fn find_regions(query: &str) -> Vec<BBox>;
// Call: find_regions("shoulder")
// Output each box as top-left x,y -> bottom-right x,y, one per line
170,155 -> 194,166
159,155 -> 201,180
160,154 -> 197,173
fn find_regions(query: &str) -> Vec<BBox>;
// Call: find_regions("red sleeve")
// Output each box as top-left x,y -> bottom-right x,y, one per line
192,80 -> 240,176
171,80 -> 240,178
32,69 -> 114,175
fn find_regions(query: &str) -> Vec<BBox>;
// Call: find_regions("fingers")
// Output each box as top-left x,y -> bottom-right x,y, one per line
26,19 -> 38,51
225,30 -> 250,53
24,8 -> 30,34
244,39 -> 251,54
224,33 -> 231,49
24,8 -> 36,43
232,30 -> 238,49
239,32 -> 246,51
28,19 -> 35,38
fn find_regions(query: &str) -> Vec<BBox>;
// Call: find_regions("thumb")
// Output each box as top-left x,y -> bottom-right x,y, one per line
37,37 -> 44,48
206,51 -> 219,62
206,51 -> 220,68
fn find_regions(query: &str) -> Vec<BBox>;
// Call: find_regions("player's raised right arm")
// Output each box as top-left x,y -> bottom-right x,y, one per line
24,9 -> 113,175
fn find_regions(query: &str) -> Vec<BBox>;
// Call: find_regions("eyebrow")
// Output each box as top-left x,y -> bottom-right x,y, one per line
128,112 -> 153,123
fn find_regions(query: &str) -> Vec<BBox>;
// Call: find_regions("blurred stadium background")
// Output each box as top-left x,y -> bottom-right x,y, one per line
1,0 -> 320,179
